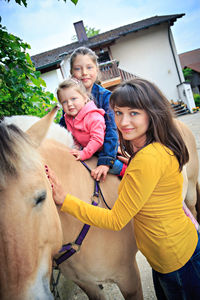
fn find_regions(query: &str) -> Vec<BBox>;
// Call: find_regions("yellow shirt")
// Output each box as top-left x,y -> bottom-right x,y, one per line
61,142 -> 198,273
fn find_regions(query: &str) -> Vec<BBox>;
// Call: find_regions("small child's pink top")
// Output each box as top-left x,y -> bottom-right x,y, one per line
64,101 -> 106,160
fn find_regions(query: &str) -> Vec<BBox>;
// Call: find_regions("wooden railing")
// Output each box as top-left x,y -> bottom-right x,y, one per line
118,68 -> 136,81
99,60 -> 120,81
99,60 -> 136,85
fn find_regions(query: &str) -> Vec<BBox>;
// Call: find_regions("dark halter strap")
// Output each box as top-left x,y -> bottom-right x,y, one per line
54,160 -> 111,266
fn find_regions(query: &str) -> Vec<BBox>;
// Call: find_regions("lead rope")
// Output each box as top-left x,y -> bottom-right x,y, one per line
50,160 -> 110,298
51,266 -> 61,299
80,161 -> 111,210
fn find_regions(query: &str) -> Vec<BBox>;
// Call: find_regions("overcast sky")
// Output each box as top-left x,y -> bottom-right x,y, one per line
1,0 -> 199,56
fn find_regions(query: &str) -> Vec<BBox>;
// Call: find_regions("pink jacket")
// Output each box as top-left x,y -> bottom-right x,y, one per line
64,101 -> 106,161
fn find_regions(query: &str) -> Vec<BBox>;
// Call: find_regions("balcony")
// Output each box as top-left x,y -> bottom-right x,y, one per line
99,60 -> 136,90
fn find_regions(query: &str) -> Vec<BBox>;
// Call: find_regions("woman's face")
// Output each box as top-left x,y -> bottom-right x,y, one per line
114,106 -> 149,151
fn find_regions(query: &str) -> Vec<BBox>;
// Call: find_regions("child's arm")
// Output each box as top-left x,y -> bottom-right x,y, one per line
70,113 -> 105,161
96,90 -> 118,167
91,89 -> 118,181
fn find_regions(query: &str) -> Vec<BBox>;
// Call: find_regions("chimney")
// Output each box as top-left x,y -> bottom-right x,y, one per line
73,20 -> 88,42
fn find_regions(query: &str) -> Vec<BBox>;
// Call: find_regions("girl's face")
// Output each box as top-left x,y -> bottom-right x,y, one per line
71,54 -> 98,92
59,87 -> 87,117
114,106 -> 149,151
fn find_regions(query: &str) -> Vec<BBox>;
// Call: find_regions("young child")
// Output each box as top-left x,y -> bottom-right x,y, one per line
59,47 -> 126,181
57,78 -> 105,161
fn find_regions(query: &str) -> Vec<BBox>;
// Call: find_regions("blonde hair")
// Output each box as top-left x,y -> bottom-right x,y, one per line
57,77 -> 89,103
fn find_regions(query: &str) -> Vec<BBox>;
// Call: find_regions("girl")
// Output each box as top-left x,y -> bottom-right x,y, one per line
57,78 -> 105,161
59,47 -> 126,181
48,78 -> 200,299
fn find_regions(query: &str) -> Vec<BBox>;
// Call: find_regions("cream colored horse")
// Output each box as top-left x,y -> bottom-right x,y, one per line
0,109 -> 198,300
1,109 -> 143,300
174,119 -> 200,221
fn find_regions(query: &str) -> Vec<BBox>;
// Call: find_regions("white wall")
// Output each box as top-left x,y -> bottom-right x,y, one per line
40,56 -> 71,98
110,23 -> 183,102
41,68 -> 63,96
60,55 -> 71,79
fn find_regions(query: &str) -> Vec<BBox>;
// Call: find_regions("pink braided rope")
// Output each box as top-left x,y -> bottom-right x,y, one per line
183,202 -> 200,231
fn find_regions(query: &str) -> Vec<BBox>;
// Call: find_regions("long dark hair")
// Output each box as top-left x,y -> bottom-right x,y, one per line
110,78 -> 189,171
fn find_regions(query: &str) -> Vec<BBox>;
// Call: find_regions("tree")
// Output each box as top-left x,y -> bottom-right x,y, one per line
72,25 -> 100,41
1,0 -> 79,121
182,67 -> 194,82
4,0 -> 78,7
0,22 -> 61,121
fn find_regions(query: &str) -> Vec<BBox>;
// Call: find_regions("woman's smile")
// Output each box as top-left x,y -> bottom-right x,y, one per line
121,127 -> 134,133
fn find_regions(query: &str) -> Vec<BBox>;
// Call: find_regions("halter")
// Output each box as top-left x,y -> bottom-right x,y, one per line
54,160 -> 111,266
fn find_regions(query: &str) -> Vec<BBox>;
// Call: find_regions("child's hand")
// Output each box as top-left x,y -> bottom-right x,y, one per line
117,155 -> 129,165
91,165 -> 110,182
70,149 -> 82,160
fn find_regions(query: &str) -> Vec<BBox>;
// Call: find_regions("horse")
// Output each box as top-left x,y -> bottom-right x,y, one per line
1,108 -> 143,300
2,108 -> 199,300
174,119 -> 200,221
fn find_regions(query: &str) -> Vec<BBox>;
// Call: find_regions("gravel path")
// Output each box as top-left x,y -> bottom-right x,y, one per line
56,111 -> 200,300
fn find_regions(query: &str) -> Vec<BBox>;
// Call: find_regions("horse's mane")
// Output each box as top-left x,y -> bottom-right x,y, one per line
0,123 -> 41,188
5,115 -> 74,148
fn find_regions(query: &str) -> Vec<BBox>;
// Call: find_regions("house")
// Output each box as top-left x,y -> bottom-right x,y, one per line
31,14 -> 196,113
179,48 -> 200,94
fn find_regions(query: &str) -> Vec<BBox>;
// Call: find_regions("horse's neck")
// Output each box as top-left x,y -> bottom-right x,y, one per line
39,138 -> 120,243
39,139 -> 96,202
39,139 -> 119,208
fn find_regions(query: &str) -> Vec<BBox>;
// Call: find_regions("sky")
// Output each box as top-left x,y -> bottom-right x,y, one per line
0,0 -> 200,56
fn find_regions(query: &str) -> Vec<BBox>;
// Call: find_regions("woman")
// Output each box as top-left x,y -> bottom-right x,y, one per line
47,78 -> 200,299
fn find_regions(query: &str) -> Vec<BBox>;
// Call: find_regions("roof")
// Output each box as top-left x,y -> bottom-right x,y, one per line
179,48 -> 200,73
31,14 -> 184,70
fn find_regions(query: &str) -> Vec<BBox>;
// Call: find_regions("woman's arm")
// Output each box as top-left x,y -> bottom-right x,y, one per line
46,150 -> 161,230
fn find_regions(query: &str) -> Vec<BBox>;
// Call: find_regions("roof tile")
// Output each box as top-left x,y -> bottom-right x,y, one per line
31,14 -> 184,70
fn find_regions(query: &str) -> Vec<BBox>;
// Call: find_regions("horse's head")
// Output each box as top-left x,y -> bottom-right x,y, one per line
0,108 -> 62,300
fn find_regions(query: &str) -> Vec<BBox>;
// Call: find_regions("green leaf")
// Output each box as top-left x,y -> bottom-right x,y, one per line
11,0 -> 27,7
38,77 -> 47,87
0,22 -> 60,118
71,0 -> 78,5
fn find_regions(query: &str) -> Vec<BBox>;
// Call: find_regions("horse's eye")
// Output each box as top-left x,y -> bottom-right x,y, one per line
35,191 -> 46,206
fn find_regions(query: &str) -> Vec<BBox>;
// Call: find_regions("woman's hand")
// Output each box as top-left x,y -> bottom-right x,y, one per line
45,166 -> 66,206
70,149 -> 82,160
91,165 -> 110,182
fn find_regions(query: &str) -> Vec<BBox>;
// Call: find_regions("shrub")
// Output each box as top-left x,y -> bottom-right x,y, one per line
193,94 -> 200,107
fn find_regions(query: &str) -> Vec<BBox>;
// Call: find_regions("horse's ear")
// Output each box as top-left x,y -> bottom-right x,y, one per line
26,106 -> 59,147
